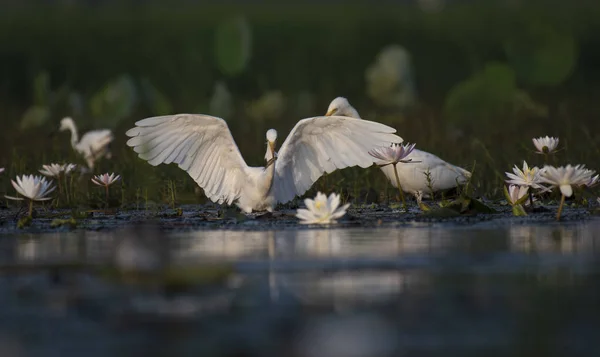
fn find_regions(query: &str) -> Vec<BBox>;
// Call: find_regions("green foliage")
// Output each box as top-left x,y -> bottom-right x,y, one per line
20,106 -> 51,130
17,216 -> 32,229
20,71 -> 68,130
444,62 -> 546,128
90,74 -> 138,128
214,15 -> 252,77
505,23 -> 577,87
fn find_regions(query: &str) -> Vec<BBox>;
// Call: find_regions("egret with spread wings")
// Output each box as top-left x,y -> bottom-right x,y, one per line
125,114 -> 402,213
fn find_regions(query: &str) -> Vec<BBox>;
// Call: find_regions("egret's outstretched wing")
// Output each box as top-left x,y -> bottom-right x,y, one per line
79,129 -> 114,156
272,115 -> 403,203
125,114 -> 249,205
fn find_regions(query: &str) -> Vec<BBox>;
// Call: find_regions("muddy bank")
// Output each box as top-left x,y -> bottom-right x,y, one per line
0,202 -> 596,235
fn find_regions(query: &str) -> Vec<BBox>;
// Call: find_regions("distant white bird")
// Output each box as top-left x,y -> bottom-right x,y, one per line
59,117 -> 114,170
325,97 -> 471,200
125,114 -> 402,213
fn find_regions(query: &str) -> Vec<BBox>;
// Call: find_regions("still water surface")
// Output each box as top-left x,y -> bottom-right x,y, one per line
0,219 -> 599,357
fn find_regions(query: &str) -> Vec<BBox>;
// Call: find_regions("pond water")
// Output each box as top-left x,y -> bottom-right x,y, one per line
0,219 -> 599,357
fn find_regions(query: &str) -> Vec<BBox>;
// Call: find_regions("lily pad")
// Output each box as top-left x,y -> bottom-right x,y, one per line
50,218 -> 78,228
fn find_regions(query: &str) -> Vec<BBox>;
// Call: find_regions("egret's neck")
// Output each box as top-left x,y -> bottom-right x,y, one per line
66,121 -> 79,147
264,144 -> 276,161
262,146 -> 276,197
263,161 -> 276,195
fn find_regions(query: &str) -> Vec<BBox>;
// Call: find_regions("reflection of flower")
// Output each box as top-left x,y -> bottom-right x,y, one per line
506,185 -> 529,205
532,136 -> 559,154
296,192 -> 349,224
91,173 -> 121,187
39,163 -> 77,178
505,161 -> 543,189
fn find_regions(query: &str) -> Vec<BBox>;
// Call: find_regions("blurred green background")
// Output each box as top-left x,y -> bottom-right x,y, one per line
1,0 -> 600,206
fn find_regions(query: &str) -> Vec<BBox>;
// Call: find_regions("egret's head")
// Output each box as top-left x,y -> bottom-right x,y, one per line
59,117 -> 74,131
325,97 -> 360,118
266,129 -> 277,156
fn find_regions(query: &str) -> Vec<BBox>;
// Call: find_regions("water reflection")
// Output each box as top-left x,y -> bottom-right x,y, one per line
508,223 -> 599,254
6,220 -> 600,265
1,220 -> 599,357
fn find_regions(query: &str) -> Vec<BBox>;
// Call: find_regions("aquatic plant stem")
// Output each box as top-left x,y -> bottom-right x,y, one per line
556,194 -> 566,221
63,174 -> 69,205
28,200 -> 33,218
529,190 -> 535,208
105,185 -> 110,209
392,163 -> 407,211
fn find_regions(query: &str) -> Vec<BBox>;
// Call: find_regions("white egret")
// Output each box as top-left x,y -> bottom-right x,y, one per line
125,114 -> 402,213
59,117 -> 114,170
325,97 -> 471,200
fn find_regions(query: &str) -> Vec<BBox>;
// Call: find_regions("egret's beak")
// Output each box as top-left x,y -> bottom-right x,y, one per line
266,141 -> 277,168
325,108 -> 337,117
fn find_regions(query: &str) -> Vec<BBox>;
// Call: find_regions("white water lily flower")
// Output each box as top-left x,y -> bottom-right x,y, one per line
39,163 -> 77,178
91,173 -> 121,187
296,192 -> 350,224
5,175 -> 55,201
532,136 -> 559,154
539,165 -> 594,197
506,185 -> 529,205
368,143 -> 416,165
583,170 -> 599,187
505,161 -> 543,189
0,168 -> 4,174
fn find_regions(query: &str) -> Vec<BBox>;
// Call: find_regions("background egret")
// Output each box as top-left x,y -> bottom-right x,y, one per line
59,117 -> 114,171
126,114 -> 401,213
325,97 -> 471,200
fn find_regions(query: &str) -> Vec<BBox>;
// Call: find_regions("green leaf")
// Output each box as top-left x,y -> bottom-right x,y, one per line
512,204 -> 527,216
505,23 -> 577,87
20,106 -> 50,130
214,15 -> 252,77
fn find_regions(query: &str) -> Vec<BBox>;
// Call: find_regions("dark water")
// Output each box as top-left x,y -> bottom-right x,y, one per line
0,220 -> 599,357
